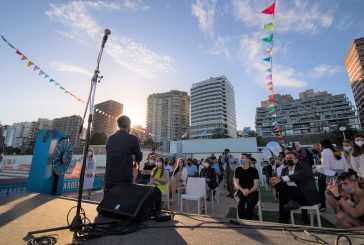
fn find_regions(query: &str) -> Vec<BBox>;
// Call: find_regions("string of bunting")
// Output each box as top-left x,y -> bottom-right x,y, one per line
261,1 -> 283,141
0,35 -> 86,104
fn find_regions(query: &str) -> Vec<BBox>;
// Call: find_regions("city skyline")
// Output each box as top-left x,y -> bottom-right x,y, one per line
1,1 -> 364,130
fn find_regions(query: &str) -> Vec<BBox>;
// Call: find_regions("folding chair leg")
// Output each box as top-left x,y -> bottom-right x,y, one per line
290,211 -> 295,225
310,211 -> 314,227
180,198 -> 183,213
316,208 -> 322,227
197,200 -> 200,215
204,197 -> 207,215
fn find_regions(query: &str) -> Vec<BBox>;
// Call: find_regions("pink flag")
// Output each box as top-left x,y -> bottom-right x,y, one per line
15,50 -> 23,56
267,81 -> 273,85
265,74 -> 272,80
20,55 -> 27,61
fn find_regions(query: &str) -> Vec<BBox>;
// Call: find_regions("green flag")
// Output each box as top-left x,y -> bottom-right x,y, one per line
262,34 -> 273,43
264,22 -> 274,31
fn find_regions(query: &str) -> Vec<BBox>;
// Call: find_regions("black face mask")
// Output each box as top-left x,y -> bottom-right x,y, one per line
286,160 -> 294,166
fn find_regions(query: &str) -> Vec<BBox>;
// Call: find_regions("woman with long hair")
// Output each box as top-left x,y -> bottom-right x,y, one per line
352,134 -> 364,178
169,158 -> 187,201
149,157 -> 168,194
317,139 -> 349,211
342,139 -> 354,169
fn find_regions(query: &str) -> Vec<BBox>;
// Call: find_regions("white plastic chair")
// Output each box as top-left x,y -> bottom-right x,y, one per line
177,186 -> 185,206
290,204 -> 321,227
180,177 -> 207,215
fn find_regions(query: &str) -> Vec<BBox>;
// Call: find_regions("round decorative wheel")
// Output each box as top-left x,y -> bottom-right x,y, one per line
52,139 -> 73,175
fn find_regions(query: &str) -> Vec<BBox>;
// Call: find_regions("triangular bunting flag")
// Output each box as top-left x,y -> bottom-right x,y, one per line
267,87 -> 273,91
59,87 -> 65,90
264,22 -> 274,31
27,61 -> 33,67
263,56 -> 271,62
15,50 -> 22,56
44,74 -> 49,78
267,81 -> 273,85
272,113 -> 277,117
21,55 -> 27,61
54,82 -> 60,86
49,79 -> 55,83
33,66 -> 39,71
262,34 -> 273,43
39,70 -> 45,76
272,121 -> 278,126
265,68 -> 272,73
261,2 -> 275,15
266,74 -> 272,80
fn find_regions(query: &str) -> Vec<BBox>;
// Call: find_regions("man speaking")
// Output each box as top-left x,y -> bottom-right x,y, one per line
104,115 -> 142,195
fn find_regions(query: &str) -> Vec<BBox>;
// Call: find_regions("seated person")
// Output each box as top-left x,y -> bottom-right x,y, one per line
327,169 -> 364,230
170,158 -> 187,201
211,156 -> 222,180
149,158 -> 168,194
164,159 -> 174,176
234,153 -> 260,220
199,158 -> 218,192
186,158 -> 198,177
138,155 -> 156,184
270,151 -> 321,224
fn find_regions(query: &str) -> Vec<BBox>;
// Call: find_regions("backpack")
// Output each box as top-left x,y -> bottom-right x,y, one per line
304,148 -> 314,166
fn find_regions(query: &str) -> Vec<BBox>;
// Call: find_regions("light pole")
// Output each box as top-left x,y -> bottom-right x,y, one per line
339,126 -> 346,141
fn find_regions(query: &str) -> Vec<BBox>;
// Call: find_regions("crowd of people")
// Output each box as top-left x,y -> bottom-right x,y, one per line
103,115 -> 364,230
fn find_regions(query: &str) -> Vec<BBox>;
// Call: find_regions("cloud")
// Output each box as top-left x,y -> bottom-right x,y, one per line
46,1 -> 174,79
232,0 -> 334,34
239,33 -> 306,88
49,61 -> 93,77
191,0 -> 217,37
310,64 -> 341,77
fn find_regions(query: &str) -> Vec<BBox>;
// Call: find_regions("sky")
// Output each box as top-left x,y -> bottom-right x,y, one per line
1,0 -> 364,130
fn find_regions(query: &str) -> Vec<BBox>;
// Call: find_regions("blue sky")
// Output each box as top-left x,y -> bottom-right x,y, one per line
1,0 -> 364,130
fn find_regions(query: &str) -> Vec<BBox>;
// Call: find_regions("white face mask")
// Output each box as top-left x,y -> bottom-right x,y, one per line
88,152 -> 93,157
149,160 -> 155,164
355,140 -> 364,147
343,146 -> 352,152
203,162 -> 209,168
157,161 -> 163,167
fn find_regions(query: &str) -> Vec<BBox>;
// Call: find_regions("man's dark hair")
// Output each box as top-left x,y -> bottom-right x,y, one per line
224,148 -> 230,153
285,151 -> 298,158
117,115 -> 131,129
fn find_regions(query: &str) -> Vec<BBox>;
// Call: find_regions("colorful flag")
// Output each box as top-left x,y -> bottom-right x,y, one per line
267,81 -> 273,85
49,79 -> 55,83
27,61 -> 33,67
264,22 -> 274,31
261,2 -> 275,15
33,66 -> 39,71
39,70 -> 45,76
262,34 -> 273,43
15,50 -> 22,56
267,87 -> 273,91
21,55 -> 27,61
263,56 -> 271,62
266,74 -> 272,80
265,68 -> 272,73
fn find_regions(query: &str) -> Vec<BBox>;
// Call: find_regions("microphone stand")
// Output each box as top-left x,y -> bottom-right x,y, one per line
27,30 -> 111,240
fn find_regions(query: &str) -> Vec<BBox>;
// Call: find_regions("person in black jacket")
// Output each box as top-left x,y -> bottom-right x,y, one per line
270,151 -> 320,223
104,115 -> 143,195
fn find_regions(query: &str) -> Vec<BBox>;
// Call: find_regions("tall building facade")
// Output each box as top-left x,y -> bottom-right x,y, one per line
33,118 -> 53,140
92,100 -> 123,137
344,37 -> 364,128
52,115 -> 82,146
256,90 -> 360,137
190,76 -> 237,139
146,90 -> 190,142
4,122 -> 35,148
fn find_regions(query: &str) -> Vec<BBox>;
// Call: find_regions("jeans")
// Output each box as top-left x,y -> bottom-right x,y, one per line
237,191 -> 259,220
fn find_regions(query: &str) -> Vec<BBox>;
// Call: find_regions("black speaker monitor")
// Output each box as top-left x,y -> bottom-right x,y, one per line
97,183 -> 160,222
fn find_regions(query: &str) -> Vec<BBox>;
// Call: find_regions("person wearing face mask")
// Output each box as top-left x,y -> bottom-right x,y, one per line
139,155 -> 156,184
199,158 -> 218,195
342,140 -> 353,169
149,158 -> 168,194
352,134 -> 364,179
234,153 -> 260,220
186,158 -> 198,177
327,169 -> 364,230
270,151 -> 320,224
170,158 -> 187,201
316,139 -> 349,211
104,115 -> 143,196
83,148 -> 96,200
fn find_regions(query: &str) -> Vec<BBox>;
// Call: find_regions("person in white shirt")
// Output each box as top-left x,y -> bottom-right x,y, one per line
351,134 -> 364,179
316,139 -> 349,211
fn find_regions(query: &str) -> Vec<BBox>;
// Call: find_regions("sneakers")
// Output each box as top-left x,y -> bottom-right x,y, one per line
284,200 -> 301,211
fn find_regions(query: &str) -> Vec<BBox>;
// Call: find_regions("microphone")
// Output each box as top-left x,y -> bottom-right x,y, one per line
101,29 -> 111,48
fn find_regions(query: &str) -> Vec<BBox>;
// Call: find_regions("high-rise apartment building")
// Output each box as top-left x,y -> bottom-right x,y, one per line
33,118 -> 53,140
190,76 -> 237,139
4,122 -> 36,148
256,90 -> 360,137
344,37 -> 364,128
52,115 -> 82,146
146,90 -> 190,142
92,100 -> 123,137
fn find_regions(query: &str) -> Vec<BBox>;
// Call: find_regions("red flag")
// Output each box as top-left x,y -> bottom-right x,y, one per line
15,50 -> 23,56
261,2 -> 275,15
